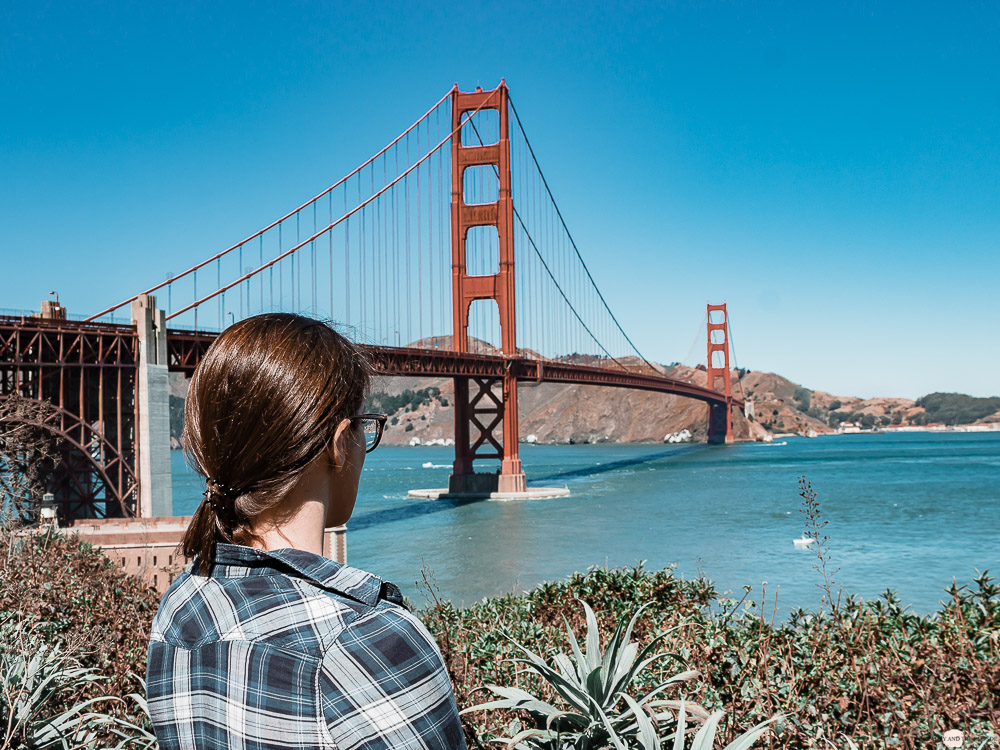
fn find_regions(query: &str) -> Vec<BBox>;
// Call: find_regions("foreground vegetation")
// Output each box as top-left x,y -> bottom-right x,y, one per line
418,564 -> 999,749
1,528 -> 997,748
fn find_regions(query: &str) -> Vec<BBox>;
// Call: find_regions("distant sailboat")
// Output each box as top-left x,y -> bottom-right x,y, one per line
793,536 -> 816,547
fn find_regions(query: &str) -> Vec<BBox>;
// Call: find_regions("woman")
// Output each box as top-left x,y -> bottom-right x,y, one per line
146,313 -> 467,750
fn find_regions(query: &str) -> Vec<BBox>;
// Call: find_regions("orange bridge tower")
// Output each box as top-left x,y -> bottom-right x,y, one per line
448,82 -> 526,494
706,302 -> 735,444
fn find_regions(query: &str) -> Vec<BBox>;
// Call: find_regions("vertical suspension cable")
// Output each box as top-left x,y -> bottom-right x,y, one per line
217,258 -> 222,329
312,202 -> 317,314
414,134 -> 420,345
386,156 -> 391,342
344,186 -> 350,325
293,215 -> 299,311
378,156 -> 384,342
431,110 -> 442,349
396,135 -> 403,345
360,187 -> 366,334
239,246 -> 243,319
426,119 -> 433,343
375,164 -> 381,340
328,192 -> 333,320
377,165 -> 383,338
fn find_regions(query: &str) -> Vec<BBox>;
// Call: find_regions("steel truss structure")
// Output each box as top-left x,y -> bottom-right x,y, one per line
0,315 -> 138,519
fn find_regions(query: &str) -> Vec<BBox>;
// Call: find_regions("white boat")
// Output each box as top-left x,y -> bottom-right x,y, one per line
793,536 -> 815,547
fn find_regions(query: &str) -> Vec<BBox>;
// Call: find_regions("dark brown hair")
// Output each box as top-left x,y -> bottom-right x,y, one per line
180,313 -> 371,574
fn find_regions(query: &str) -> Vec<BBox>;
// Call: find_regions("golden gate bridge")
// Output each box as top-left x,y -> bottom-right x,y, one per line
1,81 -> 744,521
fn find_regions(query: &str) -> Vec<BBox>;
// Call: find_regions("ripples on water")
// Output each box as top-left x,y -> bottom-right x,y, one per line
171,432 -> 1000,616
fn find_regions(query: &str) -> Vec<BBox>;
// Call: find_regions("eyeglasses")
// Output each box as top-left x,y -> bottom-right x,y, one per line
350,413 -> 387,453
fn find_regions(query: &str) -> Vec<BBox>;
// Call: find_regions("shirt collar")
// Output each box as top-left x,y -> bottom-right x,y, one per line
209,543 -> 385,607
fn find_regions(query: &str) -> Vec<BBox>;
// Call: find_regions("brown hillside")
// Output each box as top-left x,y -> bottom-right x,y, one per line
369,367 -> 766,446
169,359 -> 943,447
741,371 -> 925,434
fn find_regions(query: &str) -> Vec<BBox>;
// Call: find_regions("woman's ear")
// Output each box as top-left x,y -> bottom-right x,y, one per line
327,418 -> 353,472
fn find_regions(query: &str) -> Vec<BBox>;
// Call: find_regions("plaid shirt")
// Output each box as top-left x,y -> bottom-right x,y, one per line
147,544 -> 466,749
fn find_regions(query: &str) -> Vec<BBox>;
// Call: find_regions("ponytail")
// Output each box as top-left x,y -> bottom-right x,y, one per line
182,480 -> 260,576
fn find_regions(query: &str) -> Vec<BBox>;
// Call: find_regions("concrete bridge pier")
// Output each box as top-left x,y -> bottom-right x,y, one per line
132,294 -> 172,517
707,401 -> 735,444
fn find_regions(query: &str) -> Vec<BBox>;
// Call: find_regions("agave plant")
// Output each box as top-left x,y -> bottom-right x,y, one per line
0,617 -> 158,750
669,701 -> 779,750
76,678 -> 159,750
464,600 -> 780,749
0,617 -> 109,749
463,600 -> 696,748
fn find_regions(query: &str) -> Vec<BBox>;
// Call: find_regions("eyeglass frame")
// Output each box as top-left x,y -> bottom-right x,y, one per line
349,413 -> 388,453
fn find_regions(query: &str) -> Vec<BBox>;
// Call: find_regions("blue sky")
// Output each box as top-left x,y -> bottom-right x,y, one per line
2,1 -> 998,399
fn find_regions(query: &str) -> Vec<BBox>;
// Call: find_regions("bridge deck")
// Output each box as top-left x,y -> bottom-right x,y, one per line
166,330 -> 741,407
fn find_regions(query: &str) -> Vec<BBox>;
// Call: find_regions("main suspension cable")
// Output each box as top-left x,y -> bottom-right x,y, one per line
508,97 -> 656,372
86,87 -> 456,322
465,116 -> 627,370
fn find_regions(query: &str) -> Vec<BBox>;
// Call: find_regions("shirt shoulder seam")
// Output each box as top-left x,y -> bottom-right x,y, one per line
151,576 -> 371,651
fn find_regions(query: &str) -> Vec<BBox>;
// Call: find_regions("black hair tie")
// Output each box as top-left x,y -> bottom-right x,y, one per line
204,479 -> 241,516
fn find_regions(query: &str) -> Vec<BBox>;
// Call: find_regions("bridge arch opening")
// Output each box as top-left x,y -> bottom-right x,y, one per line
467,298 -> 503,355
463,166 -> 500,205
460,109 -> 500,147
465,226 -> 500,277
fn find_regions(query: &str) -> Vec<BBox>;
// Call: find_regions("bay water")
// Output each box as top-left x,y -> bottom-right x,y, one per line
171,431 -> 1000,616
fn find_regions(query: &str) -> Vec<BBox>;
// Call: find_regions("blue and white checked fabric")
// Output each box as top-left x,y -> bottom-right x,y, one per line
147,544 -> 466,749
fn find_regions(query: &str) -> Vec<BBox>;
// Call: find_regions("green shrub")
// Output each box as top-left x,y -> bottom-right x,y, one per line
916,392 -> 1000,425
792,388 -> 811,412
364,386 -> 443,416
0,528 -> 160,718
